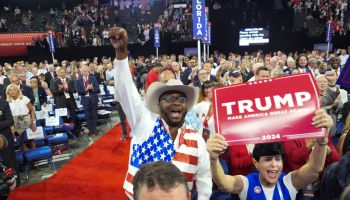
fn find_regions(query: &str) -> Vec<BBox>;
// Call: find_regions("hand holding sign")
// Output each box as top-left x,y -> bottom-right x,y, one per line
311,109 -> 333,131
30,123 -> 37,132
26,126 -> 44,140
206,134 -> 228,162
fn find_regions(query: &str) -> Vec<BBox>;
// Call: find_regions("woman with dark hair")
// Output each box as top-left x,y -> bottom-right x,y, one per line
193,80 -> 222,140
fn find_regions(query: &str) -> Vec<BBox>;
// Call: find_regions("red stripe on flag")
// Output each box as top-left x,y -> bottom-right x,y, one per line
125,190 -> 134,198
182,172 -> 194,182
126,172 -> 134,184
184,129 -> 197,133
173,152 -> 198,165
183,139 -> 198,148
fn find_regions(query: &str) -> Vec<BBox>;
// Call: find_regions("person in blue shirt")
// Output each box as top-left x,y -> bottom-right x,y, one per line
207,109 -> 333,200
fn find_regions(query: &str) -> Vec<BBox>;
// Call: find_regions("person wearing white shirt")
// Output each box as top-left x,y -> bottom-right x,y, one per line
105,64 -> 114,82
38,63 -> 47,75
207,109 -> 333,200
339,49 -> 349,67
110,27 -> 212,200
193,81 -> 222,139
6,84 -> 37,150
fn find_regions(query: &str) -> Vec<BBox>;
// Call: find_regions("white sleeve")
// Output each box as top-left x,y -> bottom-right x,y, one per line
195,136 -> 213,200
192,103 -> 200,117
113,58 -> 149,137
283,172 -> 298,200
23,96 -> 30,104
340,89 -> 348,103
238,175 -> 248,200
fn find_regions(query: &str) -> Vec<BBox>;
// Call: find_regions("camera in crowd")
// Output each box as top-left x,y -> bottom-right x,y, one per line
0,134 -> 17,200
0,161 -> 16,200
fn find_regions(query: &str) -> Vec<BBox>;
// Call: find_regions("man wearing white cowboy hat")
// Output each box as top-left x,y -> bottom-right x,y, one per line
109,27 -> 212,200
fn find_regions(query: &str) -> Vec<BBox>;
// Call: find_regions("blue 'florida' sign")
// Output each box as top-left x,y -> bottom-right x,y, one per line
202,7 -> 210,44
326,20 -> 332,42
48,30 -> 55,53
192,0 -> 205,39
154,23 -> 160,48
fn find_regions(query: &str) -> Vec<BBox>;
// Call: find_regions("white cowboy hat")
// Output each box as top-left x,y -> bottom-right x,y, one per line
146,79 -> 199,114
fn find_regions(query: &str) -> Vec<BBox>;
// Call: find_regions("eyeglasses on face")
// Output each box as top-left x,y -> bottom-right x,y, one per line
159,95 -> 187,103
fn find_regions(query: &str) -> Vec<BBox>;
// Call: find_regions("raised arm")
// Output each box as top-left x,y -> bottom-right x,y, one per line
291,109 -> 333,190
110,27 -> 147,132
207,134 -> 244,194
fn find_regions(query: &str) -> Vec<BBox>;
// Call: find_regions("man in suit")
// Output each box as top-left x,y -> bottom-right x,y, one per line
8,73 -> 35,103
0,84 -> 6,100
89,63 -> 104,84
181,58 -> 196,85
202,62 -> 217,82
52,68 -> 79,131
45,65 -> 56,88
192,62 -> 217,86
327,55 -> 342,77
193,69 -> 210,88
76,65 -> 100,136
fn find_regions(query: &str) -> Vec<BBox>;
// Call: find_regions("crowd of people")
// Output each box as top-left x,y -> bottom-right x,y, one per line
156,3 -> 192,42
1,0 -> 348,47
290,0 -> 350,36
0,25 -> 350,199
0,52 -> 132,196
1,0 -> 154,47
107,27 -> 350,199
56,0 -> 153,47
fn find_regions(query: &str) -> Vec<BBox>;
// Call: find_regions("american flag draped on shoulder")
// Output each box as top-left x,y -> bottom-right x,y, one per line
123,117 -> 199,199
130,118 -> 175,168
337,56 -> 350,89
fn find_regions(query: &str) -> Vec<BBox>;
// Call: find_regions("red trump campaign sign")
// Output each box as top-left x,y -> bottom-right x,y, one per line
213,73 -> 325,145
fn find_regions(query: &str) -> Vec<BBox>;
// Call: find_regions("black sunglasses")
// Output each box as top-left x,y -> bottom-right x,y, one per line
159,95 -> 187,103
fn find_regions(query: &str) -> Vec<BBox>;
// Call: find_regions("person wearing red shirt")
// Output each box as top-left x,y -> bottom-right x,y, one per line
228,144 -> 255,176
283,136 -> 340,173
145,62 -> 162,91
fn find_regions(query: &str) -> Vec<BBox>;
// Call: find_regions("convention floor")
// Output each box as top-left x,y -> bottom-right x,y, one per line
19,111 -> 121,186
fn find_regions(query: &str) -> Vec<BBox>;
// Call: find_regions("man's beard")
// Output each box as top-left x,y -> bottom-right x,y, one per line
159,106 -> 187,128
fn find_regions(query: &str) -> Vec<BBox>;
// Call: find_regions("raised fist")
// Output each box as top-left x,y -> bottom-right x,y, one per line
324,70 -> 337,85
109,27 -> 128,52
